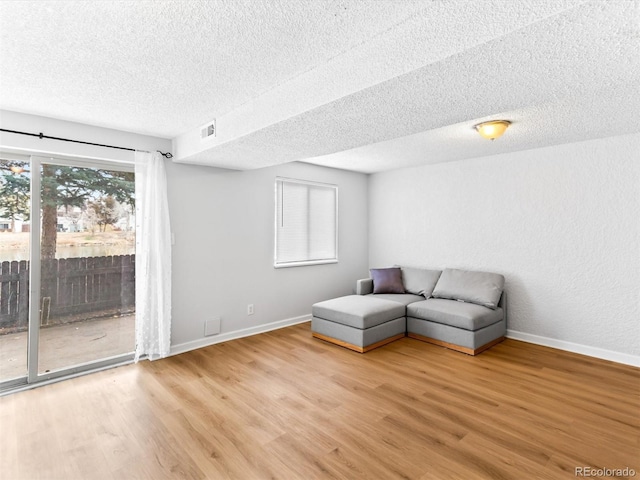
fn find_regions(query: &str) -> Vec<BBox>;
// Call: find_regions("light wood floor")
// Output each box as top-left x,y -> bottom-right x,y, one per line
1,323 -> 638,479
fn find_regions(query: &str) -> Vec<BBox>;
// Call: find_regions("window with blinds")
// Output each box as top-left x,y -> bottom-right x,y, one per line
274,177 -> 338,268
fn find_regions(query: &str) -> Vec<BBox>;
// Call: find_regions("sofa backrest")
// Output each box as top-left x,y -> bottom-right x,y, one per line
356,278 -> 374,295
431,268 -> 505,309
399,266 -> 442,298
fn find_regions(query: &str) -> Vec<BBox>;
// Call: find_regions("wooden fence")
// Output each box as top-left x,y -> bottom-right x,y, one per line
0,254 -> 135,331
0,260 -> 28,329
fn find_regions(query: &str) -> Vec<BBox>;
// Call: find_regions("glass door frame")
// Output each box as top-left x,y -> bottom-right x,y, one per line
0,151 -> 31,391
17,154 -> 135,387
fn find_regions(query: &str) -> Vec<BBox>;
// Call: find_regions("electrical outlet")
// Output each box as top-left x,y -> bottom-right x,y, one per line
247,304 -> 254,315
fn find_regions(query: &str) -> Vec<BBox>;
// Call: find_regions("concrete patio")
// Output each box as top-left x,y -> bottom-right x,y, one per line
0,314 -> 134,381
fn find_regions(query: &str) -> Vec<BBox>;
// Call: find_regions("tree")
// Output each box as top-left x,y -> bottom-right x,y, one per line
43,165 -> 134,258
0,160 -> 134,259
0,168 -> 30,231
88,195 -> 121,232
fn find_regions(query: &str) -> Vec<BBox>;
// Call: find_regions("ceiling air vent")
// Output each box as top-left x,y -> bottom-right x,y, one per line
200,119 -> 216,140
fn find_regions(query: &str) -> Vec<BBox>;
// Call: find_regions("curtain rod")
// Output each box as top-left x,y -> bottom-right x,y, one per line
0,128 -> 173,159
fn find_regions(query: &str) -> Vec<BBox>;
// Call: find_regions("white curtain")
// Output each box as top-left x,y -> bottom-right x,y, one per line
134,151 -> 172,361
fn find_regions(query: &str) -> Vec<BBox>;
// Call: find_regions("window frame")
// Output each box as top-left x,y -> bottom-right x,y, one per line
274,176 -> 338,269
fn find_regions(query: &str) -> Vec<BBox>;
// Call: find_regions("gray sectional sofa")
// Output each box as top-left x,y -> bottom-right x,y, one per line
312,266 -> 506,355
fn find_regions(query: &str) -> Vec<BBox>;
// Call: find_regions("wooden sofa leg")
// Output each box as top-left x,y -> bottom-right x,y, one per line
312,332 -> 405,353
407,333 -> 505,355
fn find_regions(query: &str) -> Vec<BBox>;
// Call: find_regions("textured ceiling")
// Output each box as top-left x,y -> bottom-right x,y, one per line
1,0 -> 639,173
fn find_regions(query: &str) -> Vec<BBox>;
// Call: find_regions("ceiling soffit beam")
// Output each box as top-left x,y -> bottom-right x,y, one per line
173,0 -> 609,169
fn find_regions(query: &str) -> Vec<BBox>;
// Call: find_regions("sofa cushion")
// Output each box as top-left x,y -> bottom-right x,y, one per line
432,268 -> 504,309
370,267 -> 405,294
400,267 -> 442,297
407,298 -> 503,331
312,295 -> 405,329
371,293 -> 425,306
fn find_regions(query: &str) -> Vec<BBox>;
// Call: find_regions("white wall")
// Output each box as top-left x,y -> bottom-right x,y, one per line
6,110 -> 635,365
369,133 -> 640,362
0,111 -> 370,353
166,160 -> 369,350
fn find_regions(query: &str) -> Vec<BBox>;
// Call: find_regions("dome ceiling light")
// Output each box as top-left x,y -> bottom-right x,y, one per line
474,120 -> 511,140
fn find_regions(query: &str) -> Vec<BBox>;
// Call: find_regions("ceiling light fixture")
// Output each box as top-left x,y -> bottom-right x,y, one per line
474,120 -> 511,140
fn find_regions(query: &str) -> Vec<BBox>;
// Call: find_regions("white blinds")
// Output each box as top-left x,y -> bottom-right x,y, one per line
275,177 -> 338,267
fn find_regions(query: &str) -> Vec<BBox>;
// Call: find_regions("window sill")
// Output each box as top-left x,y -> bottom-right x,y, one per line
274,259 -> 338,269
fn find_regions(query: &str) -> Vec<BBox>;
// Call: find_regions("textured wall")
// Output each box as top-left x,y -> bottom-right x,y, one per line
369,133 -> 640,357
166,161 -> 369,347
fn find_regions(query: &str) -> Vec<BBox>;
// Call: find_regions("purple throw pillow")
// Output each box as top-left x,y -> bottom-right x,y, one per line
370,267 -> 405,294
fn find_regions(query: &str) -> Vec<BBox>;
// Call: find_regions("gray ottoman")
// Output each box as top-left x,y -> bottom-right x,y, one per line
311,295 -> 406,353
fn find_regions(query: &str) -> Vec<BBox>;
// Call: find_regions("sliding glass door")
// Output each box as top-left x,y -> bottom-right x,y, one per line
0,154 -> 135,389
0,157 -> 30,385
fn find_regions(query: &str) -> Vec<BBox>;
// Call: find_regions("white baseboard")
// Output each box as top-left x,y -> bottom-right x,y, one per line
170,320 -> 639,368
170,314 -> 311,356
506,330 -> 640,368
